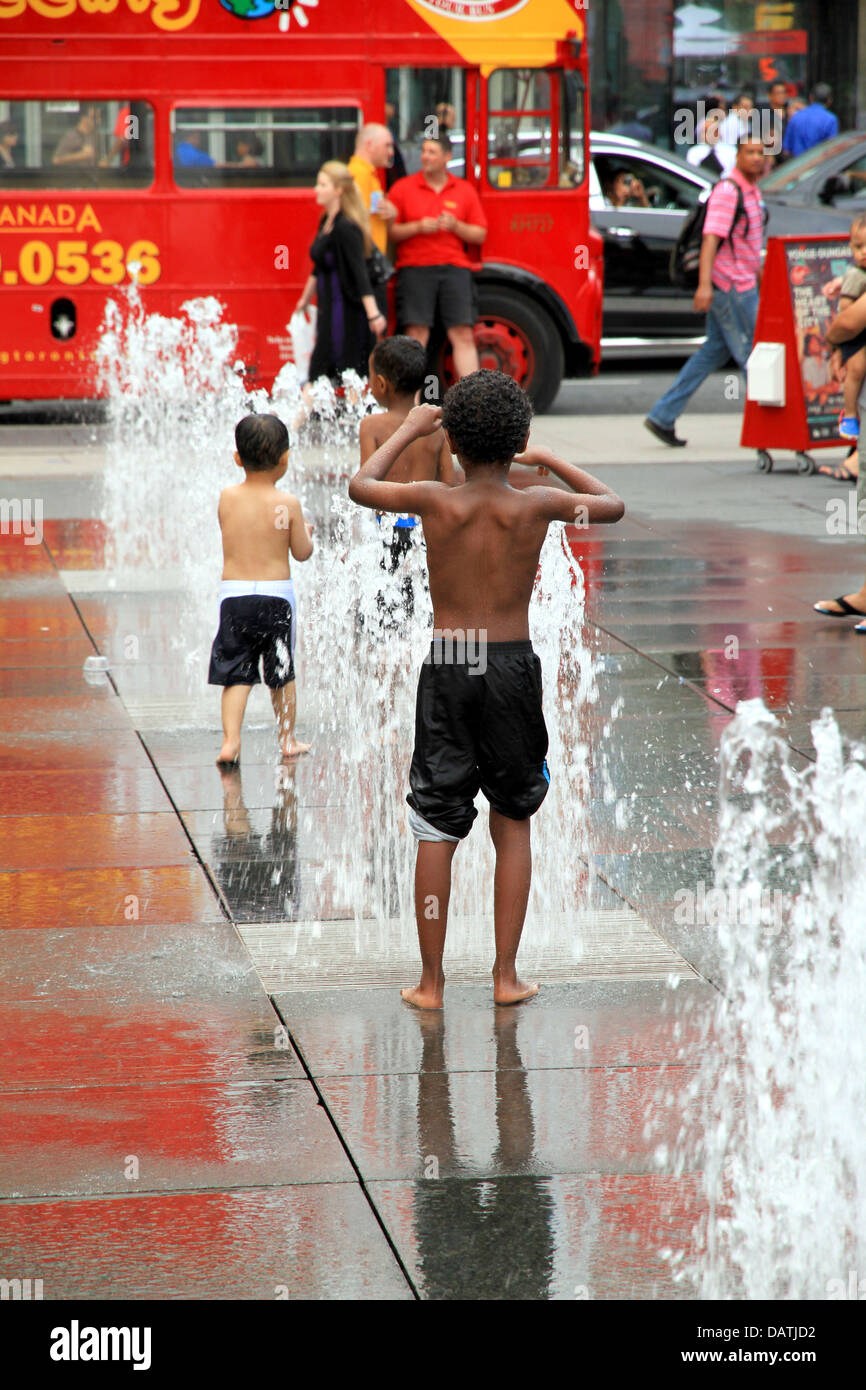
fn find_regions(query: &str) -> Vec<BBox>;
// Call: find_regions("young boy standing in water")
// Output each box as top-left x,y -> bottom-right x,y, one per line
349,371 -> 625,1008
209,413 -> 314,765
359,335 -> 457,624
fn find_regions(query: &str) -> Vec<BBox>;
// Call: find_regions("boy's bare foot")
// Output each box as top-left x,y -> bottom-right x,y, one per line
216,741 -> 240,766
400,974 -> 444,1010
493,971 -> 539,1006
280,738 -> 312,759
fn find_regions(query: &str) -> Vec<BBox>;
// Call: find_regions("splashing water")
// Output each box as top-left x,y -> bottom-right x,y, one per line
663,698 -> 866,1298
97,292 -> 604,959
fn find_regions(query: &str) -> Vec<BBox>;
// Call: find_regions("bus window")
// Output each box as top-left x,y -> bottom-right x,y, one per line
171,107 -> 360,188
385,70 -> 467,177
0,101 -> 154,188
487,70 -> 554,190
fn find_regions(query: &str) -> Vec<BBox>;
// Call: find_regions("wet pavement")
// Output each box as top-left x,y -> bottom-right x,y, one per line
1,407 -> 864,1301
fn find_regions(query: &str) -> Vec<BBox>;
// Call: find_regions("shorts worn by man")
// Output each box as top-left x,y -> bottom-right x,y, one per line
645,137 -> 766,448
348,370 -> 624,1010
389,134 -> 487,379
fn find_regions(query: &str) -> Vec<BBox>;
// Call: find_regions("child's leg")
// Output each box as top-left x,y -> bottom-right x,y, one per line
843,346 -> 866,419
270,680 -> 311,758
218,684 -> 252,765
489,809 -> 538,1004
401,839 -> 458,1009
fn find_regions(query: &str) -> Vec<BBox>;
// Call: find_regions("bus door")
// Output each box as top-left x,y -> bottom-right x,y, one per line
468,67 -> 595,412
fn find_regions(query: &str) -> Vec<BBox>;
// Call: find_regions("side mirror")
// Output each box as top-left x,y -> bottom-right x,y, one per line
819,174 -> 847,205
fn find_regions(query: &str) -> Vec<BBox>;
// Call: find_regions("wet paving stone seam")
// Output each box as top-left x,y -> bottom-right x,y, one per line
273,1001 -> 421,1301
587,618 -> 820,769
57,582 -> 237,922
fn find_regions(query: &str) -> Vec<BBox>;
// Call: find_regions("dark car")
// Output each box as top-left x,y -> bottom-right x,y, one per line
590,133 -> 848,356
758,131 -> 866,219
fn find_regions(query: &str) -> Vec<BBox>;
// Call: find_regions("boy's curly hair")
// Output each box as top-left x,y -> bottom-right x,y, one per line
441,370 -> 532,465
235,413 -> 289,471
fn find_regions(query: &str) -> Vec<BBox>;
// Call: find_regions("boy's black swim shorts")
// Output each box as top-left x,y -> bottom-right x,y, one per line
407,638 -> 550,840
208,595 -> 294,689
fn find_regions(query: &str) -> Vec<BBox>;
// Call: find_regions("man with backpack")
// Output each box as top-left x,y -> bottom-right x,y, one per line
645,136 -> 767,447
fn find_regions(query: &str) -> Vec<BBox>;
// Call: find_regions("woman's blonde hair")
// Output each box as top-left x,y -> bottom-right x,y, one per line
319,160 -> 373,255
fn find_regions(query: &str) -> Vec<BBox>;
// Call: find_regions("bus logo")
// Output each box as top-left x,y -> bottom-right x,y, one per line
219,0 -> 278,16
413,0 -> 530,19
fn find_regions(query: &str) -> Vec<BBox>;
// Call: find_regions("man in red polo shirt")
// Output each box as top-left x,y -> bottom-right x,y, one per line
389,134 -> 487,377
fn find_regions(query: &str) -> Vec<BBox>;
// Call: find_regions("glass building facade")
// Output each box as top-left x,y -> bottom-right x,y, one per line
589,0 -> 860,149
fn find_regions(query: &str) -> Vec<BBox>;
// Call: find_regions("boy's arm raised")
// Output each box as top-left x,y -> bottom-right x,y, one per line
287,495 -> 314,561
437,433 -> 461,486
349,404 -> 445,514
514,445 -> 625,525
358,414 -> 380,465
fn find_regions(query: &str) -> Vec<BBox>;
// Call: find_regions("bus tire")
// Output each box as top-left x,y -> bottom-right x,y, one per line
438,285 -> 565,414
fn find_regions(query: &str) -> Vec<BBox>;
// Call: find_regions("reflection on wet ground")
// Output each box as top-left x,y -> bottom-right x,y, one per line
2,490 -> 864,1298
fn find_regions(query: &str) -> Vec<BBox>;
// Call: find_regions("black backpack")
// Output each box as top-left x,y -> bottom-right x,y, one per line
670,179 -> 747,290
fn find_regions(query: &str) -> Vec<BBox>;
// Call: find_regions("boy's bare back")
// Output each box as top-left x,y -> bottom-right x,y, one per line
218,482 -> 309,580
350,404 -> 624,643
419,480 -> 556,640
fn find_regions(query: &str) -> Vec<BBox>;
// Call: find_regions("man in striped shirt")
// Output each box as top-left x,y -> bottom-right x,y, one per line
645,137 -> 766,447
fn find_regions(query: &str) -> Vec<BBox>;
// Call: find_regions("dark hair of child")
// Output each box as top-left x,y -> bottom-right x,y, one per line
370,335 -> 428,398
234,413 -> 289,471
441,370 -> 532,466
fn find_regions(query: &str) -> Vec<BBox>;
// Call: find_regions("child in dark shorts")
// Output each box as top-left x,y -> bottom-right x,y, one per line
359,335 -> 458,629
349,371 -> 625,1008
209,413 -> 314,765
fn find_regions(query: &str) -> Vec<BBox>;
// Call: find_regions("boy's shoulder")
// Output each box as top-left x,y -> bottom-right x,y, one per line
361,407 -> 399,438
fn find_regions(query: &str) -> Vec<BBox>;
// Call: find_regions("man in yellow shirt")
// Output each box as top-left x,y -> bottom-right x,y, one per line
348,123 -> 397,256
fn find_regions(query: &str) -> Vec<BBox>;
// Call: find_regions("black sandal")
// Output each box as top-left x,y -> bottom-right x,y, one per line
816,462 -> 858,483
814,595 -> 866,617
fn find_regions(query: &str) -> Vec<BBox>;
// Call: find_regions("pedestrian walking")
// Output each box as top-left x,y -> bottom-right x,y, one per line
686,108 -> 736,177
783,83 -> 838,157
644,136 -> 767,448
293,161 -> 386,386
388,133 -> 487,379
763,80 -> 789,161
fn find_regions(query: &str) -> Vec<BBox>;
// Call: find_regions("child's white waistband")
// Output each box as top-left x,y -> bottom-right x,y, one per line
219,579 -> 295,603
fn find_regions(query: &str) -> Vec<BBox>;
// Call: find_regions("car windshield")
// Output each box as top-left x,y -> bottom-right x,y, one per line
761,133 -> 864,193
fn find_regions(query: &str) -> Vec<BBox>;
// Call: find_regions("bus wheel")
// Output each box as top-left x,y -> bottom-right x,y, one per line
438,286 -> 565,414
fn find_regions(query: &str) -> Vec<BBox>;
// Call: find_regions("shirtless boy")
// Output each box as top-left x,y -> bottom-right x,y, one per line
348,371 -> 625,1007
209,413 -> 314,765
360,335 -> 457,622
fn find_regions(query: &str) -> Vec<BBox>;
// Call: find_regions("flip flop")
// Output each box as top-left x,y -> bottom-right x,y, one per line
857,621 -> 866,635
814,596 -> 866,618
816,463 -> 858,483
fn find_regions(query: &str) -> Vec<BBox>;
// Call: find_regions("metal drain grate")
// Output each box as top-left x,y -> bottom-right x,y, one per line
236,909 -> 698,992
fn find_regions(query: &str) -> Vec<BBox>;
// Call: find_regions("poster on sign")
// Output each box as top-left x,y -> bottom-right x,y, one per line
785,239 -> 849,442
742,235 -> 853,455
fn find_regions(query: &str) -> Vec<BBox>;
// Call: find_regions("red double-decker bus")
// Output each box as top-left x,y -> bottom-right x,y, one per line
1,0 -> 600,412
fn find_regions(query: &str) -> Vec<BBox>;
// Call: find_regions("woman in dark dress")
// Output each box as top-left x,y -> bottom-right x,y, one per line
294,161 -> 386,384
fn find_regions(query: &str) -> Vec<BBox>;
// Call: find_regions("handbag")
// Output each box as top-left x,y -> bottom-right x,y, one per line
367,244 -> 394,287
